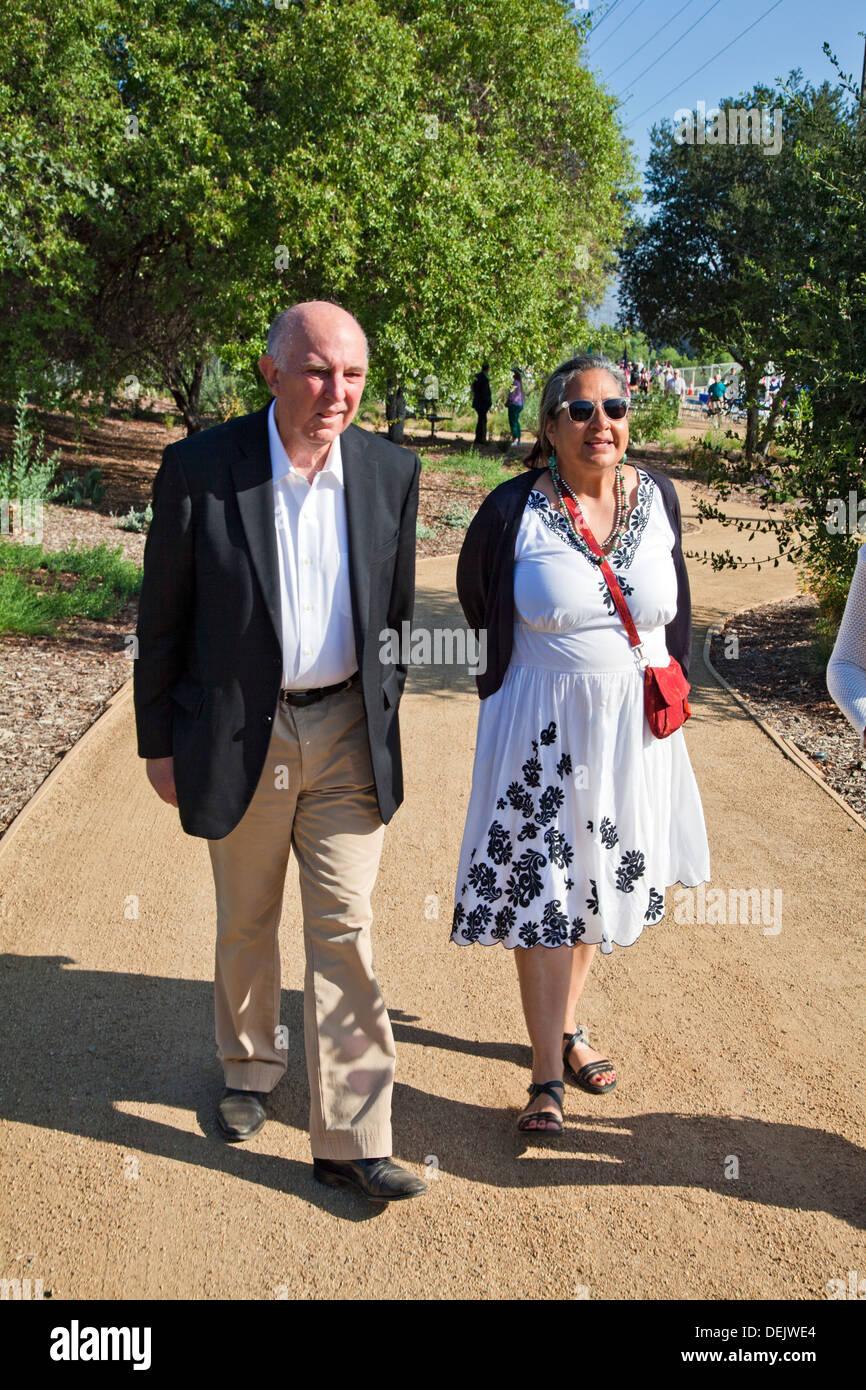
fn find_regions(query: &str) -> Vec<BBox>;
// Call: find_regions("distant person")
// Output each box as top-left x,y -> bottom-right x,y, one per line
639,367 -> 650,394
472,362 -> 493,447
708,373 -> 726,418
827,545 -> 866,752
671,369 -> 686,416
507,368 -> 525,446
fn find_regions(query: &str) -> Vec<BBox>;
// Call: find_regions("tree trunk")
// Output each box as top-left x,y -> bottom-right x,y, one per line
386,382 -> 406,443
741,362 -> 762,463
759,372 -> 793,456
166,354 -> 206,434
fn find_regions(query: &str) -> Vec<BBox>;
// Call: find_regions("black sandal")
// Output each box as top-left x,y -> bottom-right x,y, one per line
562,1029 -> 616,1094
517,1080 -> 565,1134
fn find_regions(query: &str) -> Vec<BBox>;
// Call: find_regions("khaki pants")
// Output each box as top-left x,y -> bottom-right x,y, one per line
206,683 -> 394,1159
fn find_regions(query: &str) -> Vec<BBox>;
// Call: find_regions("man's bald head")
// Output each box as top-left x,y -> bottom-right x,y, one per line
266,301 -> 368,370
258,301 -> 369,466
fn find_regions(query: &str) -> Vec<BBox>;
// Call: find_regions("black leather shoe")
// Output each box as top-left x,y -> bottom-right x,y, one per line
216,1088 -> 268,1141
312,1157 -> 427,1202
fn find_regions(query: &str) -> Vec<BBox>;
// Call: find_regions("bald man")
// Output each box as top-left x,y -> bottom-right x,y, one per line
134,302 -> 426,1201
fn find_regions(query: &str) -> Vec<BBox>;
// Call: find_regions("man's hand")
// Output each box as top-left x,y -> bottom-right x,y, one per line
146,756 -> 178,807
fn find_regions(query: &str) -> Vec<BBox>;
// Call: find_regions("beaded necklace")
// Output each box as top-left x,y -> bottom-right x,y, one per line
548,454 -> 630,561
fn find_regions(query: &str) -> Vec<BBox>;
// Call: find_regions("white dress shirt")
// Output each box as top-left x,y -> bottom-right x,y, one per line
267,400 -> 357,689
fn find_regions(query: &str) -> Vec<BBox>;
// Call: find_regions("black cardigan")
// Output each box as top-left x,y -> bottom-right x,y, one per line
456,466 -> 692,699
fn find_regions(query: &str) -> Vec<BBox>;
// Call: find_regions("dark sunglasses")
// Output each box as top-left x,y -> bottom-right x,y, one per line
557,397 -> 629,423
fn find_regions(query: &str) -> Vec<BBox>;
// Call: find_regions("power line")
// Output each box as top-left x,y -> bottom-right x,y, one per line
588,0 -> 629,39
617,0 -> 724,96
626,0 -> 788,124
592,0 -> 650,57
606,0 -> 699,82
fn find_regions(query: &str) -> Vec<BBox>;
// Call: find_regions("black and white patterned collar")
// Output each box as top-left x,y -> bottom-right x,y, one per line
526,469 -> 655,571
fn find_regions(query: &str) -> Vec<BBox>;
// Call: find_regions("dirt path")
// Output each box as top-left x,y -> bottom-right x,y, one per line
1,482 -> 863,1301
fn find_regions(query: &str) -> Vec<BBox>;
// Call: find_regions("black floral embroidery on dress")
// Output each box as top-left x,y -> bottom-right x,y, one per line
491,904 -> 516,939
527,478 -> 654,572
506,781 -> 525,809
599,816 -> 619,849
644,887 -> 665,922
522,752 -> 541,787
570,916 -> 586,943
470,848 -> 476,860
537,785 -> 565,826
586,880 -> 599,914
615,850 -> 646,893
541,900 -> 569,945
598,573 -> 634,616
565,876 -> 574,890
505,849 -> 547,907
531,739 -> 538,752
496,797 -> 507,810
539,721 -> 557,746
486,821 -> 513,865
556,753 -> 572,780
586,819 -> 594,833
461,903 -> 492,942
518,920 -> 541,947
543,826 -> 573,869
452,903 -> 466,930
467,861 -> 502,902
517,821 -> 539,841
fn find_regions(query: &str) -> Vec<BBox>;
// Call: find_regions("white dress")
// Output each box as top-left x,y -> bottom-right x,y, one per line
451,472 -> 710,954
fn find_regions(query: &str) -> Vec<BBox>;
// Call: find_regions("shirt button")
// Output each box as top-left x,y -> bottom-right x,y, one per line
304,603 -> 312,611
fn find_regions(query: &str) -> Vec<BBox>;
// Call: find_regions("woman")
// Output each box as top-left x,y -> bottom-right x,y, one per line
827,543 -> 866,750
452,355 -> 710,1133
507,369 -> 524,446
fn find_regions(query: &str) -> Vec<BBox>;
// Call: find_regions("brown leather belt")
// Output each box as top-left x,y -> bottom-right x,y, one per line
279,671 -> 360,708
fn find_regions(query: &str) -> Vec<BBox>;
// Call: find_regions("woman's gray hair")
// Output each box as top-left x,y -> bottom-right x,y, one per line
525,354 -> 628,469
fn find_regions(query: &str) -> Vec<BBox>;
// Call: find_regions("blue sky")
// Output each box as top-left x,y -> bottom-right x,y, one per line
578,0 -> 865,323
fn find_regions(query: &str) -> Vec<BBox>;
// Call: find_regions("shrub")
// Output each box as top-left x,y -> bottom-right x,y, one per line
116,503 -> 153,532
440,501 -> 474,528
627,391 -> 680,445
0,392 -> 62,502
49,466 -> 105,506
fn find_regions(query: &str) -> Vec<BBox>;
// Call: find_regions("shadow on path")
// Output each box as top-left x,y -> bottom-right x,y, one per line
1,955 -> 862,1228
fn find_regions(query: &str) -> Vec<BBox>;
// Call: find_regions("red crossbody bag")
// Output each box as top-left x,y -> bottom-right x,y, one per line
560,492 -> 692,739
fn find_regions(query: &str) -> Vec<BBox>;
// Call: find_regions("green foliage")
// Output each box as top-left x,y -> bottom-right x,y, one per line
415,521 -> 438,540
0,536 -> 141,634
0,0 -> 636,430
115,503 -> 152,532
627,391 -> 679,445
439,501 -> 475,529
49,465 -> 105,506
420,449 -> 509,495
0,392 -> 62,501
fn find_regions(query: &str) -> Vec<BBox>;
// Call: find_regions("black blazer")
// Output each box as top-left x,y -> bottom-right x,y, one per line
456,466 -> 692,699
133,406 -> 420,838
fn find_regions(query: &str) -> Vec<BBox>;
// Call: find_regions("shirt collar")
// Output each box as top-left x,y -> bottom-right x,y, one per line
267,398 -> 344,488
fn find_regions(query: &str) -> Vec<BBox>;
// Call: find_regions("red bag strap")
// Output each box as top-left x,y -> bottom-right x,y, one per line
559,492 -> 643,652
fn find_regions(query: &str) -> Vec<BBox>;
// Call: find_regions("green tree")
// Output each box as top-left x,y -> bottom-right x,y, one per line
619,75 -> 844,460
0,0 -> 636,432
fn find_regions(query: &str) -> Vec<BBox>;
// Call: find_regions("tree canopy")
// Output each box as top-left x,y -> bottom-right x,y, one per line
0,0 -> 636,429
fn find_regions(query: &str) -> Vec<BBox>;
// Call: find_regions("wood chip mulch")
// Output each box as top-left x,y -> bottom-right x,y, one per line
709,597 -> 865,821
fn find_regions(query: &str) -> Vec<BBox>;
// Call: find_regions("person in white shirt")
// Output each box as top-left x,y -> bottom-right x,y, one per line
136,302 -> 426,1203
827,544 -> 866,750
